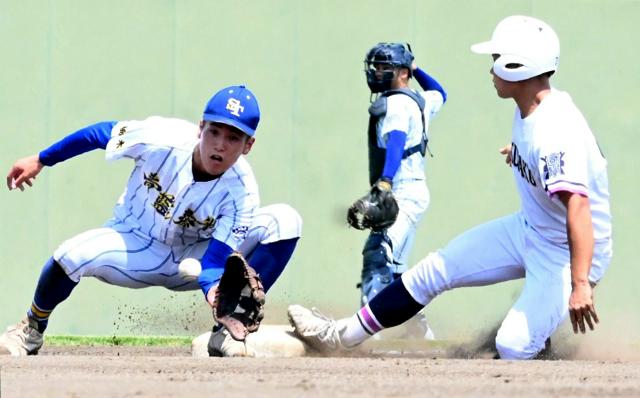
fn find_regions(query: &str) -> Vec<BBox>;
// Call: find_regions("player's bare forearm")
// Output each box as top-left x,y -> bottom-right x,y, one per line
6,154 -> 44,191
562,192 -> 594,287
559,191 -> 597,333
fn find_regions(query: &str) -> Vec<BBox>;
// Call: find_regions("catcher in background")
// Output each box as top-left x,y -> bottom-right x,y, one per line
291,16 -> 612,359
0,85 -> 301,357
347,42 -> 446,339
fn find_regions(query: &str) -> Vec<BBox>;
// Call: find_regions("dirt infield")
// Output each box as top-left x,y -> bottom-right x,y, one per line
1,345 -> 639,397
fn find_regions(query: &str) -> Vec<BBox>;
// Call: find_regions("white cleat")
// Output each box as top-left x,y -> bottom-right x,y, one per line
404,312 -> 436,341
0,317 -> 44,356
425,325 -> 436,341
207,327 -> 255,357
287,304 -> 344,353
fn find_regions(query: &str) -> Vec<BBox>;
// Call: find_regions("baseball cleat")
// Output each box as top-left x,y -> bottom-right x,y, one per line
287,304 -> 344,353
425,325 -> 436,341
404,311 -> 436,340
0,317 -> 44,356
207,327 -> 255,357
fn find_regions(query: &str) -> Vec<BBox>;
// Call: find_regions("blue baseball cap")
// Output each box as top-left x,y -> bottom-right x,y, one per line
202,85 -> 260,137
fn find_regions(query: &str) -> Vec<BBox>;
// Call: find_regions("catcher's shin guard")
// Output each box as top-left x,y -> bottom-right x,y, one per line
360,267 -> 393,306
359,232 -> 394,305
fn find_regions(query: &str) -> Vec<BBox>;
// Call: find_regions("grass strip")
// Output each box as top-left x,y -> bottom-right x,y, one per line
46,335 -> 192,347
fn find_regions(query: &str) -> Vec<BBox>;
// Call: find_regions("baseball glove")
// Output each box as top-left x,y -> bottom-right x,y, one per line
347,178 -> 399,231
213,252 -> 265,341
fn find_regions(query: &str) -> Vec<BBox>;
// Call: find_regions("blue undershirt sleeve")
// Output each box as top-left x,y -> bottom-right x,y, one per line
413,67 -> 447,103
198,238 -> 234,296
381,130 -> 407,180
38,121 -> 117,167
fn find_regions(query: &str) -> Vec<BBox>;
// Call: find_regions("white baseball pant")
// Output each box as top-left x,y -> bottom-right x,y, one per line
385,180 -> 429,274
54,204 -> 302,291
401,212 -> 612,359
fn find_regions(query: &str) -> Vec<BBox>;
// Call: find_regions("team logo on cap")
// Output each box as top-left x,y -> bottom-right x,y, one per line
226,98 -> 245,117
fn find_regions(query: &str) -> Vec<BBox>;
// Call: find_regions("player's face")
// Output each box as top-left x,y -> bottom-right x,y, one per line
373,63 -> 395,78
371,64 -> 408,89
195,121 -> 254,177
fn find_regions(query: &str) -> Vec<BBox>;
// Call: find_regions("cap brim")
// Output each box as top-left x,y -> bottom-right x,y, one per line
470,40 -> 498,54
202,114 -> 255,137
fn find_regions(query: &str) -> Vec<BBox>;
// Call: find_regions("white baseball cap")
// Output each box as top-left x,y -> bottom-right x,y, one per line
471,15 -> 560,82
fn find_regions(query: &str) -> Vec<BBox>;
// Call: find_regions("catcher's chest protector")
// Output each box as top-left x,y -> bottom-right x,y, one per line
367,88 -> 427,186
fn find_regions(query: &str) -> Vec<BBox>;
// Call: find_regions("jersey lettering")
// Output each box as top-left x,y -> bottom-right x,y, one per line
173,208 -> 198,228
511,142 -> 537,187
153,191 -> 175,219
198,216 -> 216,231
143,172 -> 162,191
172,209 -> 217,232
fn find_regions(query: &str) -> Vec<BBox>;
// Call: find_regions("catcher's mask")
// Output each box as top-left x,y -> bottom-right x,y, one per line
364,42 -> 414,93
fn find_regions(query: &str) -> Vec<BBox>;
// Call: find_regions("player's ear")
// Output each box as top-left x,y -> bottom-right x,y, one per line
399,68 -> 409,81
198,120 -> 205,138
242,137 -> 255,155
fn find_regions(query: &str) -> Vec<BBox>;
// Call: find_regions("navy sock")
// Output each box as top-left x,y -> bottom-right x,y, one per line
247,238 -> 298,292
368,277 -> 424,328
27,257 -> 78,332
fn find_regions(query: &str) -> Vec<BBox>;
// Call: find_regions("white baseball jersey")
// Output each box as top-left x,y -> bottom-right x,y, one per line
400,88 -> 613,359
377,90 -> 443,184
510,88 -> 612,245
106,116 -> 259,248
54,116 -> 262,290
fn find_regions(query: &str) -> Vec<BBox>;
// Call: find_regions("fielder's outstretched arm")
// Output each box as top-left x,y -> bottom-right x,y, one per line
6,121 -> 116,191
6,155 -> 43,191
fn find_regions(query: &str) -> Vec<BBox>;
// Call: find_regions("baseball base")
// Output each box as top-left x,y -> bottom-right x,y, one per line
191,324 -> 310,358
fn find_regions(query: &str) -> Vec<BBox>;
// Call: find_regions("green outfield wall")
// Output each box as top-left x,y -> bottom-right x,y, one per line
1,0 -> 638,342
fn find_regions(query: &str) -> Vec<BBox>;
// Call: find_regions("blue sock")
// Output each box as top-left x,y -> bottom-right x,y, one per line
27,257 -> 78,332
247,238 -> 298,292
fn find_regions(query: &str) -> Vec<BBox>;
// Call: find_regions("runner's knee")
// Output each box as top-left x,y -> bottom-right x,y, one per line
400,252 -> 450,306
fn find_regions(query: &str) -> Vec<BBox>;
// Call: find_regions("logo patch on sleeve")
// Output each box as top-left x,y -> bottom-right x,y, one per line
231,225 -> 249,239
541,152 -> 565,180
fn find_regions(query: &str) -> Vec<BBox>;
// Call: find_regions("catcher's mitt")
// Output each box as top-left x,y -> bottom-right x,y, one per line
213,252 -> 265,341
347,178 -> 399,231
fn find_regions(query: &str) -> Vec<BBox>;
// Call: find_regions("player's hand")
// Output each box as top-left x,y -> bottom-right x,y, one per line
411,61 -> 418,71
568,281 -> 599,334
6,155 -> 44,191
499,144 -> 512,166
